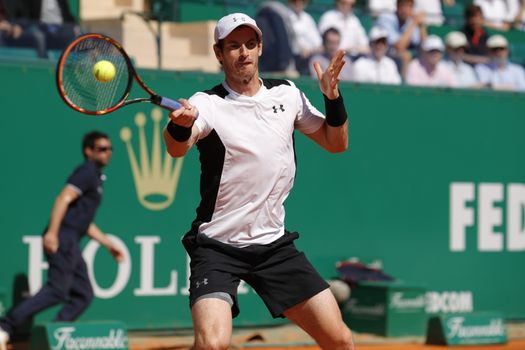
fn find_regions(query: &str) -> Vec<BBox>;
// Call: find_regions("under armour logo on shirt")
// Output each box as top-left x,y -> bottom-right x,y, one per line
272,105 -> 285,113
195,278 -> 208,289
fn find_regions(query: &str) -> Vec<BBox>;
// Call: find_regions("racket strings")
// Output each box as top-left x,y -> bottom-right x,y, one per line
60,37 -> 129,113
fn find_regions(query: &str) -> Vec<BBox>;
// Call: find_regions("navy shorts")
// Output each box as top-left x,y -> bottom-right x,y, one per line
182,228 -> 329,318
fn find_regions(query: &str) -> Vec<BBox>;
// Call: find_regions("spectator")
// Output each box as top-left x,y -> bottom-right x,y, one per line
475,34 -> 525,91
318,0 -> 369,57
0,0 -> 46,57
9,0 -> 79,52
376,0 -> 428,76
286,0 -> 322,75
443,31 -> 481,88
406,34 -> 458,87
369,0 -> 396,17
351,26 -> 402,84
473,0 -> 512,30
508,0 -> 525,30
414,0 -> 446,25
460,4 -> 490,65
309,27 -> 353,80
257,1 -> 296,73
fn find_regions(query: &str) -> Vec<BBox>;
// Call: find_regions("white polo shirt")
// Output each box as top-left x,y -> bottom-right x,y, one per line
189,79 -> 325,247
351,55 -> 402,85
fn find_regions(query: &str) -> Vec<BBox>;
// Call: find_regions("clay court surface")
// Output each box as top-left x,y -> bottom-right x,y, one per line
126,322 -> 525,350
7,322 -> 525,350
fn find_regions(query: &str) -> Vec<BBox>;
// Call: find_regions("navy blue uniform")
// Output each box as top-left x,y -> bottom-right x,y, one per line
0,161 -> 104,336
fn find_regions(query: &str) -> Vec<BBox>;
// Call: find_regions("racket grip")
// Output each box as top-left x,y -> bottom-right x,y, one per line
155,96 -> 182,111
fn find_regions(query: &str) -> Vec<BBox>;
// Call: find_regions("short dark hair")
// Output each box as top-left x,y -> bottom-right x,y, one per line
465,4 -> 482,19
397,0 -> 414,6
82,131 -> 109,158
322,27 -> 341,45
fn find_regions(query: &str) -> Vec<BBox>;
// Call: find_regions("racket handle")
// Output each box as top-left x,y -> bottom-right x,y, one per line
154,96 -> 182,111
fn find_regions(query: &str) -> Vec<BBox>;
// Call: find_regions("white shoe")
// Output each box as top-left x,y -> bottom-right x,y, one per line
0,328 -> 9,350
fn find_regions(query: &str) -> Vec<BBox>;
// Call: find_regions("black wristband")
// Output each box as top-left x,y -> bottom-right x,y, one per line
166,121 -> 192,142
324,93 -> 348,127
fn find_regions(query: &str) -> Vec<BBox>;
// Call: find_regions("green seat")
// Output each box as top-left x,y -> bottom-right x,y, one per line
0,47 -> 39,60
442,3 -> 465,26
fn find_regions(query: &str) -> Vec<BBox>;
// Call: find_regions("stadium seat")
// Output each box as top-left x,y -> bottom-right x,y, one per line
0,47 -> 39,60
442,3 -> 465,26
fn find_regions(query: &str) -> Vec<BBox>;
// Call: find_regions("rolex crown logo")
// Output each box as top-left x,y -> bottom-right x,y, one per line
120,108 -> 184,210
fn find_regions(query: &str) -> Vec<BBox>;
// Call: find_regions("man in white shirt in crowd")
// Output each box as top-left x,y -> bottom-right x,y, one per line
508,0 -> 525,30
286,0 -> 323,75
368,0 -> 396,17
473,0 -> 512,30
351,26 -> 402,84
475,34 -> 525,91
310,27 -> 353,81
413,0 -> 445,25
318,0 -> 370,57
406,34 -> 458,87
442,31 -> 480,88
375,0 -> 428,76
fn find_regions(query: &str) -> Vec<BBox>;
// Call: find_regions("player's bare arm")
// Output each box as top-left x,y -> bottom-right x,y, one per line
86,223 -> 125,262
164,98 -> 200,158
43,186 -> 80,254
309,49 -> 349,153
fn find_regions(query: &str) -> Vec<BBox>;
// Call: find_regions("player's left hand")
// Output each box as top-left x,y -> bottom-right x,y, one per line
313,49 -> 346,100
43,232 -> 59,254
108,244 -> 125,262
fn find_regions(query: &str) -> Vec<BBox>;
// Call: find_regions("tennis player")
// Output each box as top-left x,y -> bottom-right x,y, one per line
163,13 -> 354,350
0,131 -> 124,350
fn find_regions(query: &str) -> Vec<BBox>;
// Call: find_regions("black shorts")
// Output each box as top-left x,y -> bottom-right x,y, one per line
182,228 -> 329,318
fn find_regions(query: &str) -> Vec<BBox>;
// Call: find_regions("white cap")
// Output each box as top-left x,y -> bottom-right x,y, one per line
214,13 -> 262,44
445,31 -> 468,48
421,35 -> 445,52
369,26 -> 389,42
487,34 -> 508,48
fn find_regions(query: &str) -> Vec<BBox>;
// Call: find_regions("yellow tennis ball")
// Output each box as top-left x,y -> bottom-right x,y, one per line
93,60 -> 116,83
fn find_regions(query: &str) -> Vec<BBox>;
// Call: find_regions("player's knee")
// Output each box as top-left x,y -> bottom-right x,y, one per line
323,325 -> 354,350
194,336 -> 230,350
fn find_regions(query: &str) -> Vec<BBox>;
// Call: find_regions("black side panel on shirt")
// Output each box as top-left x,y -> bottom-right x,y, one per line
262,79 -> 290,89
203,84 -> 229,99
194,129 -> 226,223
193,85 -> 228,224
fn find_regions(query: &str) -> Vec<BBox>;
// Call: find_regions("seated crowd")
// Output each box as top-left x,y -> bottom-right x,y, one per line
1,0 -> 524,92
260,0 -> 525,92
0,0 -> 78,58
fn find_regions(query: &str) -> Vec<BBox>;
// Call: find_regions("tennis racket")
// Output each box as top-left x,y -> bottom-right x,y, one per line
56,33 -> 182,115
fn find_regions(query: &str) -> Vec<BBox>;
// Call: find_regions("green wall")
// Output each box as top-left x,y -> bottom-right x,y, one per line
0,61 -> 524,330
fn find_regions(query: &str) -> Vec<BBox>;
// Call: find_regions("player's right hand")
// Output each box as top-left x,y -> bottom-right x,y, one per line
169,98 -> 198,128
43,232 -> 59,254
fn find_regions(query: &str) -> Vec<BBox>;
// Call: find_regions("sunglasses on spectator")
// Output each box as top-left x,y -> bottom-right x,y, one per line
95,146 -> 113,152
373,38 -> 388,44
490,47 -> 507,51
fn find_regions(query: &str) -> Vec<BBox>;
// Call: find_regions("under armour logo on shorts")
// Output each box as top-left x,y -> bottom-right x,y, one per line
195,278 -> 208,289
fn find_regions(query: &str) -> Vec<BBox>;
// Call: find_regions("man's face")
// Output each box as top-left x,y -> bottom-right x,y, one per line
446,46 -> 465,61
324,31 -> 341,58
336,0 -> 355,15
467,12 -> 483,28
289,0 -> 307,13
397,2 -> 413,21
490,46 -> 508,61
423,49 -> 443,66
371,38 -> 388,58
214,26 -> 262,84
85,137 -> 113,167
